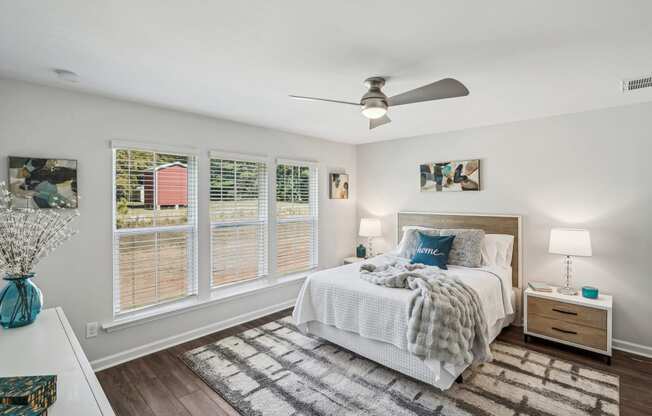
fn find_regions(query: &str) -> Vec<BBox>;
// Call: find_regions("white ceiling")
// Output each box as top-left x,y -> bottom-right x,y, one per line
2,1 -> 652,144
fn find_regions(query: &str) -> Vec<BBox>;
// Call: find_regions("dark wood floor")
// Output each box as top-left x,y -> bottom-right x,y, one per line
97,309 -> 652,416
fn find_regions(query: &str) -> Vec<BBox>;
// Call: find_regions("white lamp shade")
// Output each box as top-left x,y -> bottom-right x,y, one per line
549,228 -> 592,256
359,218 -> 382,237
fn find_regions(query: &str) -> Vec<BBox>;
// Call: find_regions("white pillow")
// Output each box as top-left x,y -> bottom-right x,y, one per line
396,226 -> 439,259
481,234 -> 514,268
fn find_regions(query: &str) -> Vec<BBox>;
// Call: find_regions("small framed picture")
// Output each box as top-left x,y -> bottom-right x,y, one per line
329,173 -> 349,199
8,156 -> 78,208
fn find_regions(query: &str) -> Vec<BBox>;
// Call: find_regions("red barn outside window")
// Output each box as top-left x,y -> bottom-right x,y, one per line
143,162 -> 188,208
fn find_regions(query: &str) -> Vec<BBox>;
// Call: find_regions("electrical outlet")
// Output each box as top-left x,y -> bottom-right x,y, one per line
86,322 -> 99,339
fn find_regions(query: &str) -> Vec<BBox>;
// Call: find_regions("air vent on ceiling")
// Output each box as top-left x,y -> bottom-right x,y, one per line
622,75 -> 652,92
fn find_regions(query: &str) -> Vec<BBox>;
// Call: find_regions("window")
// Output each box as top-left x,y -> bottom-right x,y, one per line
209,153 -> 268,287
112,144 -> 198,315
276,159 -> 318,274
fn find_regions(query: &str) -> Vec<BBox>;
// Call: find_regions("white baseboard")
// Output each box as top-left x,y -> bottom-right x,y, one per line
613,338 -> 652,359
91,299 -> 652,371
91,299 -> 295,371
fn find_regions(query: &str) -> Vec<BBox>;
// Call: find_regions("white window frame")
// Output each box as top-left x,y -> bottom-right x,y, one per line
110,140 -> 199,317
275,158 -> 319,275
209,151 -> 269,288
104,145 -> 321,330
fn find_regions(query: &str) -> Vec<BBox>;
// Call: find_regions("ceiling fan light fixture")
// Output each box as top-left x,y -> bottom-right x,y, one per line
289,76 -> 468,129
361,98 -> 387,119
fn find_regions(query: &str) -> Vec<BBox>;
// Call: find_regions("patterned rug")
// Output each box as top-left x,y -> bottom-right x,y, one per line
182,316 -> 619,416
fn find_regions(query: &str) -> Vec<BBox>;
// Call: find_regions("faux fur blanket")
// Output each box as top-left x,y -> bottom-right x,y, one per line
360,261 -> 492,366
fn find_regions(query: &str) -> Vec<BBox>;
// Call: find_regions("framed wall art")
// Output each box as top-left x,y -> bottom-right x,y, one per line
8,156 -> 78,208
420,159 -> 480,192
329,173 -> 349,199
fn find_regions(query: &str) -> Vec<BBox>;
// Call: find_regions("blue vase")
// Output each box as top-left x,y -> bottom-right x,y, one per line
0,273 -> 43,328
356,244 -> 366,258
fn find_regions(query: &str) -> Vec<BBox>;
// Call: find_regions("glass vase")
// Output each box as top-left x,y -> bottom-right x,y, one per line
0,273 -> 43,328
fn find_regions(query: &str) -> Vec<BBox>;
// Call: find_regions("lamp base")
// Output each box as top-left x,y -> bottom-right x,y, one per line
558,255 -> 578,296
558,286 -> 578,296
366,237 -> 374,259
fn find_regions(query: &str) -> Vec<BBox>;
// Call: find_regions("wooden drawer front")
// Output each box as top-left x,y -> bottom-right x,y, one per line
527,296 -> 606,330
528,314 -> 607,351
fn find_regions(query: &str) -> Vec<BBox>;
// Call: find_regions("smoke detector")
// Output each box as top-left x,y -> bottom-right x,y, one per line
622,74 -> 652,92
53,69 -> 80,83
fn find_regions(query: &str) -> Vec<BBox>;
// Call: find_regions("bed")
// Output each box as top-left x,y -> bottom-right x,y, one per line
292,212 -> 522,391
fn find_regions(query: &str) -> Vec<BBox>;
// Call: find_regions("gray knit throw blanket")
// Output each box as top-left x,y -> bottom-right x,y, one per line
360,261 -> 492,367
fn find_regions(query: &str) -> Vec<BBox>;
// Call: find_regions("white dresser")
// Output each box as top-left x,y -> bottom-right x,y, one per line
0,307 -> 114,415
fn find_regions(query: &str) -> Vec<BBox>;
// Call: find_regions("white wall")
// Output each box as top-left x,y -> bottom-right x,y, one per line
3,77 -> 651,360
357,103 -> 652,349
0,79 -> 357,362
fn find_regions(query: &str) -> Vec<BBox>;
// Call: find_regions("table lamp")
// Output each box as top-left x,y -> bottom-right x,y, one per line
359,218 -> 381,258
548,228 -> 592,295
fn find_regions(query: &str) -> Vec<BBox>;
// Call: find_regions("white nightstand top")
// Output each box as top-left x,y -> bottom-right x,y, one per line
525,286 -> 612,310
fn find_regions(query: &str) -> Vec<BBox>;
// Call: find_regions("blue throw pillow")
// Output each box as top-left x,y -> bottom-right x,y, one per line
411,233 -> 455,269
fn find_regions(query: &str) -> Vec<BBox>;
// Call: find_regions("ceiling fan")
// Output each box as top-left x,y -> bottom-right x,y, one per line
290,77 -> 469,129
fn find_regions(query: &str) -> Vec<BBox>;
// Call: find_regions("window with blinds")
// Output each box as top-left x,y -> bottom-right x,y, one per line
210,153 -> 268,287
276,160 -> 318,275
112,146 -> 198,315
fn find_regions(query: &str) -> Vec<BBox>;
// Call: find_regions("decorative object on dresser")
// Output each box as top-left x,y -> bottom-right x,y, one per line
0,404 -> 45,415
548,228 -> 592,295
8,157 -> 78,209
420,159 -> 480,192
1,308 -> 114,415
524,287 -> 612,364
328,173 -> 349,199
343,256 -> 365,265
358,217 -> 381,258
0,182 -> 79,328
0,375 -> 57,414
0,274 -> 42,330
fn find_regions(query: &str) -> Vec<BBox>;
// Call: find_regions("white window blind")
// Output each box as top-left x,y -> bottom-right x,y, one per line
210,153 -> 268,287
276,159 -> 318,275
112,147 -> 198,315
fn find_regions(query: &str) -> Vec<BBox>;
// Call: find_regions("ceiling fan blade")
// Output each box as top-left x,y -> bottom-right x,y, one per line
289,95 -> 360,106
369,114 -> 391,129
387,78 -> 469,107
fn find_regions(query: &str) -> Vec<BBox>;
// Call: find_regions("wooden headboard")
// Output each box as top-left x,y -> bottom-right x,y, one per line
397,212 -> 522,288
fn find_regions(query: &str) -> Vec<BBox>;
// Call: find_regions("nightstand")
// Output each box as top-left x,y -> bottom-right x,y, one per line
343,256 -> 365,265
524,287 -> 613,364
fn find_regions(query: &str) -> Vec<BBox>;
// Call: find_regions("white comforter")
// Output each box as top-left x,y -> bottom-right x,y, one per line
293,253 -> 513,357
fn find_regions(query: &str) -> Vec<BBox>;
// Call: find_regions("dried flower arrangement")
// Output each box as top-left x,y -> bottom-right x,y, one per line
0,181 -> 79,276
0,181 -> 80,327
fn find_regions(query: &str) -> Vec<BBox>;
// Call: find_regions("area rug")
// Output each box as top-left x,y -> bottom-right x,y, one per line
182,316 -> 619,416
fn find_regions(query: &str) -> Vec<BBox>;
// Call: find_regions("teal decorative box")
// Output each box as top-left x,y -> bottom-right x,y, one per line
0,376 -> 56,412
581,286 -> 599,299
0,404 -> 46,415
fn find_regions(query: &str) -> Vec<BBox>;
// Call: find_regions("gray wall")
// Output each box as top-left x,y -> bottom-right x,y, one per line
357,103 -> 652,348
0,79 -> 357,361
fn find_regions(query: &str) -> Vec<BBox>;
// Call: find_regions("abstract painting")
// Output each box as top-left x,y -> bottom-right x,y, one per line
329,173 -> 349,199
420,159 -> 480,192
8,157 -> 78,208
